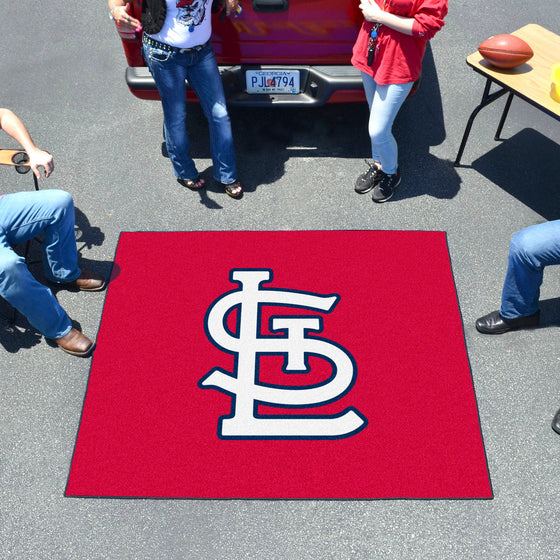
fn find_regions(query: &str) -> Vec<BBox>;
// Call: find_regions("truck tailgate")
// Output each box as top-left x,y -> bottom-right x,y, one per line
212,0 -> 362,65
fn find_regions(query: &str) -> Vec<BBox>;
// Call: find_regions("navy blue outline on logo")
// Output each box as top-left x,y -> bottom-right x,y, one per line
198,268 -> 368,440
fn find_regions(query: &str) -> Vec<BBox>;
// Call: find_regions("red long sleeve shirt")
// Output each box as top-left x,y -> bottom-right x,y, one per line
351,0 -> 448,85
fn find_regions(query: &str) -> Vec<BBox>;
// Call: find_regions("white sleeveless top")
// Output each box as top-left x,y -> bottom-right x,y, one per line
147,0 -> 213,49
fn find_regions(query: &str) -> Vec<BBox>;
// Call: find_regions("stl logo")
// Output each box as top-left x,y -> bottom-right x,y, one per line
199,269 -> 368,439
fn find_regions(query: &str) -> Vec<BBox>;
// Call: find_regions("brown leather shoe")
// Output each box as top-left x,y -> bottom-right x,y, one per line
54,328 -> 95,357
67,269 -> 106,292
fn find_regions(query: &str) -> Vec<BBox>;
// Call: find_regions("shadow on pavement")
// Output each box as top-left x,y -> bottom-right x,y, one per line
539,296 -> 560,328
472,128 -> 560,220
0,319 -> 42,354
393,43 -> 462,201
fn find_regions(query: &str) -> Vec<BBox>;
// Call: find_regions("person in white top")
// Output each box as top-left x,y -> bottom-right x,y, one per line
109,0 -> 243,198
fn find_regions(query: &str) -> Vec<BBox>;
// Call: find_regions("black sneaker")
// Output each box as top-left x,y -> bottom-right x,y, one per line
354,162 -> 382,194
372,168 -> 401,203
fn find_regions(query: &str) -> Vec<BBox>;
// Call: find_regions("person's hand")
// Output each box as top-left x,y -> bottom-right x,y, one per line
359,0 -> 384,23
27,148 -> 54,179
112,3 -> 142,31
223,0 -> 239,17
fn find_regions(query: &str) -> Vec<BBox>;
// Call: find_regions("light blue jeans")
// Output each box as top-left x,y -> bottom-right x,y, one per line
143,39 -> 237,184
361,73 -> 413,175
0,190 -> 80,338
500,220 -> 560,319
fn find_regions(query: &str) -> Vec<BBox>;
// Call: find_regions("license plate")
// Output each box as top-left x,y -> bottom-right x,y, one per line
246,70 -> 300,94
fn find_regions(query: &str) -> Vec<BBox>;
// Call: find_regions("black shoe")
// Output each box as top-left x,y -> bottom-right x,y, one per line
552,408 -> 560,435
475,309 -> 540,334
372,168 -> 401,203
354,162 -> 382,194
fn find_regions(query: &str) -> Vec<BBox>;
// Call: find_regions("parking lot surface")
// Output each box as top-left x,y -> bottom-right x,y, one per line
2,2 -> 560,558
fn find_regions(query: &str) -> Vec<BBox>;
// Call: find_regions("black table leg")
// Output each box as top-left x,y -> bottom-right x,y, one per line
495,92 -> 514,141
454,79 -> 510,166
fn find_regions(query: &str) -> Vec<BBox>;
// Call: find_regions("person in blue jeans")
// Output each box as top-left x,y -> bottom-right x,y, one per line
0,108 -> 105,357
475,220 -> 560,435
109,0 -> 243,198
475,220 -> 560,335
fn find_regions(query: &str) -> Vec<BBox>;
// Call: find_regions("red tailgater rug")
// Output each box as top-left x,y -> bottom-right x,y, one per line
66,231 -> 492,499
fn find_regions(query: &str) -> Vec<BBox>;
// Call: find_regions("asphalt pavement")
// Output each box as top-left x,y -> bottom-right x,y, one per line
1,1 -> 560,558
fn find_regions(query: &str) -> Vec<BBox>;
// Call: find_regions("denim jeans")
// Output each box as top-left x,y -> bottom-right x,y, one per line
500,220 -> 560,319
0,190 -> 80,338
143,39 -> 237,184
361,73 -> 413,175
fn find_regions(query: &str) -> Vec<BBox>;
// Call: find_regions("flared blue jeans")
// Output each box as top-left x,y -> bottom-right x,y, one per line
143,39 -> 237,184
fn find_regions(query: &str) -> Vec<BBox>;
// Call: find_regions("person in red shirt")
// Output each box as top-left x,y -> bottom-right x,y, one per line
352,0 -> 447,202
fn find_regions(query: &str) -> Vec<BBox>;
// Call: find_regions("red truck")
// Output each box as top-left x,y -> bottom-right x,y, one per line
116,0 -> 366,106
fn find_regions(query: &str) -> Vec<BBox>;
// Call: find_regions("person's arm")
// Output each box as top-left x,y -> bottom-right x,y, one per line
222,0 -> 240,17
359,0 -> 447,39
359,0 -> 414,35
0,108 -> 54,178
108,1 -> 142,32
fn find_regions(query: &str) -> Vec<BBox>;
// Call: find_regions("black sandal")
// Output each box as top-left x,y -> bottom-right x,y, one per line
222,180 -> 243,199
178,177 -> 205,190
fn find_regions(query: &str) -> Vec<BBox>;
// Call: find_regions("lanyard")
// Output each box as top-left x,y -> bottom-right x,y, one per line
366,0 -> 389,66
